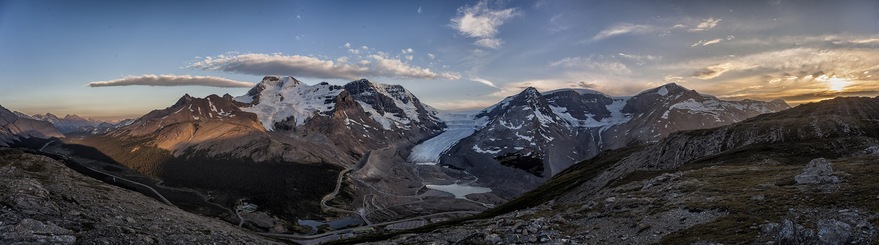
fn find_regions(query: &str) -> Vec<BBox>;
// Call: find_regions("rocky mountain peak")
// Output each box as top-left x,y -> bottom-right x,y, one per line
39,113 -> 60,120
62,114 -> 88,121
174,94 -> 194,107
343,79 -> 379,95
770,99 -> 789,106
520,87 -> 541,98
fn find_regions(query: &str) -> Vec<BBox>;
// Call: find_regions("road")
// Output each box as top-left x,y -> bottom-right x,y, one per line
320,167 -> 354,214
37,140 -> 175,206
258,210 -> 480,245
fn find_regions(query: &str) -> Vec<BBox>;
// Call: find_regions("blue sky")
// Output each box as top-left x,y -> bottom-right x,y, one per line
1,0 -> 878,120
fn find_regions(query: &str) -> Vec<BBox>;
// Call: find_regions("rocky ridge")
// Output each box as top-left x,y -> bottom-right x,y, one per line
0,148 -> 279,244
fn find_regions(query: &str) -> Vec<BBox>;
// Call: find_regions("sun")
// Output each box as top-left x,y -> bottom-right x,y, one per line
826,78 -> 851,92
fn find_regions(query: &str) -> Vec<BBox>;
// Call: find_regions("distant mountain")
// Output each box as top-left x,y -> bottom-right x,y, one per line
21,112 -> 132,135
440,83 -> 789,197
31,113 -> 101,133
0,105 -> 63,146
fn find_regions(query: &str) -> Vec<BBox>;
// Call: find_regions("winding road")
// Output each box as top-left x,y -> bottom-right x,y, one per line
320,167 -> 354,214
37,140 -> 175,206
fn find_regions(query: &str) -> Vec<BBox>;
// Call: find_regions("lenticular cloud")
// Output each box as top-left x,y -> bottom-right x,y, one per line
88,74 -> 255,88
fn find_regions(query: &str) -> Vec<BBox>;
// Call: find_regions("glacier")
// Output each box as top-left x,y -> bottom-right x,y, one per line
408,113 -> 478,165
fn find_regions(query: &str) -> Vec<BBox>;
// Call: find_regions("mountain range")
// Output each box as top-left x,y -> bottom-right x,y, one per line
0,105 -> 63,146
13,112 -> 134,135
440,83 -> 788,197
0,75 -> 801,243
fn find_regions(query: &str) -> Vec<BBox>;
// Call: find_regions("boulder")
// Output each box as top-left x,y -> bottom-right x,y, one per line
794,158 -> 840,185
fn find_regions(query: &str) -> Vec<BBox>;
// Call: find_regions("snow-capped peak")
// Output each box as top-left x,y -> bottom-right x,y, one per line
343,79 -> 439,130
233,76 -> 440,132
237,77 -> 343,131
635,83 -> 691,97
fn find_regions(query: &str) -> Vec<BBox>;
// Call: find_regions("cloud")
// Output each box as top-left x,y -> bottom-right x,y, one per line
88,74 -> 255,88
692,63 -> 735,79
344,43 -> 351,49
189,53 -> 369,80
469,76 -> 497,87
691,38 -> 724,47
851,38 -> 879,44
548,14 -> 570,33
591,23 -> 652,41
427,53 -> 436,59
689,18 -> 722,32
618,52 -> 661,64
368,54 -> 461,80
450,0 -> 519,49
664,75 -> 686,83
683,47 -> 879,81
658,46 -> 879,104
189,53 -> 460,80
417,6 -> 422,14
474,38 -> 504,49
402,48 -> 414,54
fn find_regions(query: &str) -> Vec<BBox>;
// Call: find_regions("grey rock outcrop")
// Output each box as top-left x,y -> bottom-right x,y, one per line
817,219 -> 852,245
795,158 -> 840,185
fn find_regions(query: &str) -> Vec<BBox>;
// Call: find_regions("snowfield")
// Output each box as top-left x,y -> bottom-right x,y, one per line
236,76 -> 341,131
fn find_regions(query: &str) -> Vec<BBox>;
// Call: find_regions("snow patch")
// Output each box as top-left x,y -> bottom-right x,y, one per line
472,144 -> 501,154
657,86 -> 669,96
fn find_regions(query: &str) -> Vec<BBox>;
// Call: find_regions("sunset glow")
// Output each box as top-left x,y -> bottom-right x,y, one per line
826,78 -> 851,92
1,0 -> 878,119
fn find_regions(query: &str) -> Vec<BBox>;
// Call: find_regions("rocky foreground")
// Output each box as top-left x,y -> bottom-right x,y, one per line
0,148 -> 279,244
368,155 -> 879,244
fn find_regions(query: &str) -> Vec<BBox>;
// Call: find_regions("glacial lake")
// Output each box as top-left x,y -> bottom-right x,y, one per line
425,183 -> 492,199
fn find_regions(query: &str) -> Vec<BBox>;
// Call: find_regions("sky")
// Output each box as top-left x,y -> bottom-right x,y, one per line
1,0 -> 878,121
